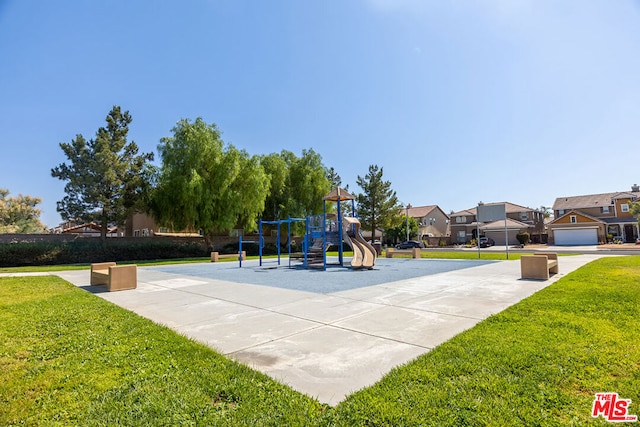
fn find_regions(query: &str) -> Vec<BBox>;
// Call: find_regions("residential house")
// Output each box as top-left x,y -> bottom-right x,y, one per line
56,221 -> 119,237
548,184 -> 639,245
404,205 -> 450,239
124,212 -> 202,237
450,202 -> 545,245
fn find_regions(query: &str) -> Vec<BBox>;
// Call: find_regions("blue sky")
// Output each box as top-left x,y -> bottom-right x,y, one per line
1,1 -> 639,227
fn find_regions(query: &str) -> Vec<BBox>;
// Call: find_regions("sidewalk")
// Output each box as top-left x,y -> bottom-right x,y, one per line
50,255 -> 602,405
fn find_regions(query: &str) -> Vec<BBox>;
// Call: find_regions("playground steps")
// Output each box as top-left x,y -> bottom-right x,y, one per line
307,248 -> 325,264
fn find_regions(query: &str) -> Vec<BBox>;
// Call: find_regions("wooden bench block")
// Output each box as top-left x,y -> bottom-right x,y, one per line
211,251 -> 247,262
521,253 -> 559,280
90,262 -> 137,291
385,248 -> 421,259
91,262 -> 116,285
108,265 -> 137,291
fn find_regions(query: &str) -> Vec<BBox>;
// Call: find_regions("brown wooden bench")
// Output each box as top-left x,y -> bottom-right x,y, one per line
385,248 -> 421,259
210,251 -> 247,262
520,253 -> 559,280
90,262 -> 137,291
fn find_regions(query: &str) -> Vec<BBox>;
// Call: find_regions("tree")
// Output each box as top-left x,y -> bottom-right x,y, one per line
326,166 -> 354,218
261,152 -> 289,220
287,148 -> 331,217
355,165 -> 401,242
385,216 -> 419,244
326,167 -> 343,190
261,149 -> 331,220
0,188 -> 48,233
631,201 -> 640,224
51,106 -> 154,241
150,118 -> 269,243
538,205 -> 552,218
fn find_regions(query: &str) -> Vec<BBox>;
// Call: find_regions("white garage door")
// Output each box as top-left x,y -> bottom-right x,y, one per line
554,228 -> 598,245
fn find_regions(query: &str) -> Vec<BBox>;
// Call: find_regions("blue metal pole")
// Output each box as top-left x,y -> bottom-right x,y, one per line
337,198 -> 343,266
276,221 -> 281,266
323,203 -> 327,271
288,218 -> 292,268
304,217 -> 309,268
259,220 -> 263,266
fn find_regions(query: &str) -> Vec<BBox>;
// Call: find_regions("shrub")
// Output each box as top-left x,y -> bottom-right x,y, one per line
0,239 -> 208,267
516,232 -> 530,245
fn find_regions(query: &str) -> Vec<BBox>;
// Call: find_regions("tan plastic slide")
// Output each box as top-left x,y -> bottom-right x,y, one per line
342,217 -> 377,269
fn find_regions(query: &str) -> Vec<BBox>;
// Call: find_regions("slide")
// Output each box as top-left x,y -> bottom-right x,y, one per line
342,217 -> 377,269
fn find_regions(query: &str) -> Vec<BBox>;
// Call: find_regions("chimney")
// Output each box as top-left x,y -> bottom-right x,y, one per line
633,183 -> 640,192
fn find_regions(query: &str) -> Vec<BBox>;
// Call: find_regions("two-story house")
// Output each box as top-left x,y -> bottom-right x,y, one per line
548,184 -> 639,245
404,205 -> 450,239
450,202 -> 545,245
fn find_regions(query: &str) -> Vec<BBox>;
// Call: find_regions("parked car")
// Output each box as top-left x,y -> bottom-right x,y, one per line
395,240 -> 425,249
478,237 -> 495,248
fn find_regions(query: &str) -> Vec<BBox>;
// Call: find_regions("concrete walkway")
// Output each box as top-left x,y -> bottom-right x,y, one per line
48,254 -> 602,405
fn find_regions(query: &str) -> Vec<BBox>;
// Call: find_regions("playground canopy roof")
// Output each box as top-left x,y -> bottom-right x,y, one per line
323,187 -> 355,202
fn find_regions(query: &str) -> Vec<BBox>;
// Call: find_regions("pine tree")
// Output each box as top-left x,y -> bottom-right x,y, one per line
355,165 -> 401,242
51,106 -> 154,241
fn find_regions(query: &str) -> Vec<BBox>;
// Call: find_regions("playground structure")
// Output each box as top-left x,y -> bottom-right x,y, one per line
243,187 -> 377,270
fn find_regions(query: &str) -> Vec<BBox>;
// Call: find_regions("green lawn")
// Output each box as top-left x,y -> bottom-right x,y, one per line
1,256 -> 639,425
0,276 -> 327,426
0,256 -> 254,273
328,256 -> 640,425
0,251 -> 557,273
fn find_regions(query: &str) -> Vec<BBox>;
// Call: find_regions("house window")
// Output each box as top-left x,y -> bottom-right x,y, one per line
621,204 -> 629,212
520,212 -> 528,220
457,231 -> 466,240
142,228 -> 150,237
558,209 -> 565,216
601,206 -> 610,214
455,216 -> 466,223
570,215 -> 577,224
134,229 -> 140,237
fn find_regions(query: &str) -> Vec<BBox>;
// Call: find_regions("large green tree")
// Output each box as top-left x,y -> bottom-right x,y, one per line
151,118 -> 269,243
288,149 -> 331,217
385,215 -> 419,244
261,149 -> 331,220
326,166 -> 354,218
261,152 -> 289,220
51,106 -> 154,241
0,189 -> 48,233
355,164 -> 402,242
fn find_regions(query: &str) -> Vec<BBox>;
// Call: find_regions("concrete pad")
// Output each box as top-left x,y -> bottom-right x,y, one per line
131,298 -> 257,329
333,305 -> 480,349
229,325 -> 426,405
148,277 -> 209,289
332,281 -> 439,306
401,293 -> 521,319
102,286 -> 206,307
177,309 -> 320,354
44,253 -> 605,406
182,281 -> 317,309
269,295 -> 382,323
